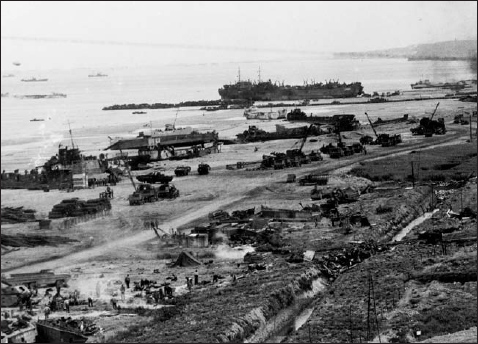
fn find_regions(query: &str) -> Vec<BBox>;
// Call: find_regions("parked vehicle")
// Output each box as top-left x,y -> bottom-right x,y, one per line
157,183 -> 180,198
174,166 -> 191,176
136,171 -> 173,184
198,163 -> 211,175
298,174 -> 329,186
286,174 -> 297,183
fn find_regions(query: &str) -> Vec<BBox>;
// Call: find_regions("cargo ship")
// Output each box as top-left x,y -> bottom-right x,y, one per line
219,78 -> 363,101
410,79 -> 471,90
21,77 -> 48,82
88,72 -> 108,77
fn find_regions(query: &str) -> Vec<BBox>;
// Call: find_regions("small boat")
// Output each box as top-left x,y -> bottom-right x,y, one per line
2,73 -> 15,78
244,106 -> 287,120
132,111 -> 147,114
30,118 -> 45,122
21,77 -> 48,82
36,319 -> 89,343
88,72 -> 108,77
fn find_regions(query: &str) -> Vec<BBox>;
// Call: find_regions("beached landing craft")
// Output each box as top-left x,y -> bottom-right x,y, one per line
105,124 -> 220,169
243,106 -> 287,120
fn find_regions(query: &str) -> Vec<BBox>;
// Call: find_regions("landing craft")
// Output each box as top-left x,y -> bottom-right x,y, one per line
13,61 -> 21,66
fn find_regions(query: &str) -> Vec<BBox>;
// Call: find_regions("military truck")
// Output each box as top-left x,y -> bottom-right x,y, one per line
136,171 -> 174,184
298,174 -> 329,186
129,183 -> 160,205
308,150 -> 323,161
198,163 -> 211,175
329,147 -> 344,159
157,183 -> 180,199
174,166 -> 191,176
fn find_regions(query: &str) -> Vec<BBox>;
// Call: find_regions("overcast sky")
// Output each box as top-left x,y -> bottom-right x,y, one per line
1,1 -> 477,70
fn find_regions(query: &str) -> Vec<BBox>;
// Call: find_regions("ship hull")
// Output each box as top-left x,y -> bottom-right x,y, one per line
219,81 -> 363,101
36,322 -> 88,343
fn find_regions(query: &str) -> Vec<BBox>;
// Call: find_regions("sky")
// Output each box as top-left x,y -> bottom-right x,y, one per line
1,1 -> 477,70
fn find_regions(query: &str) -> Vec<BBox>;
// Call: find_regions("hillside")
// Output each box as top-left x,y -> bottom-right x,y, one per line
334,40 -> 477,61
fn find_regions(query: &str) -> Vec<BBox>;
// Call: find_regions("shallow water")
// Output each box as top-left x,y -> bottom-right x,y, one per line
2,58 -> 475,171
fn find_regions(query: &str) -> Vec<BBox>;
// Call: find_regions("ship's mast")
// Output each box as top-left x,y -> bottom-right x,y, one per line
67,120 -> 75,149
237,67 -> 241,82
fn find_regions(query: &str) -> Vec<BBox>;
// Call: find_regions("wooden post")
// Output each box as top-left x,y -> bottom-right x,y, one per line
470,115 -> 473,142
410,162 -> 415,188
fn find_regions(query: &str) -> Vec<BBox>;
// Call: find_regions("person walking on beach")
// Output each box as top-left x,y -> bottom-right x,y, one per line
44,306 -> 51,320
64,298 -> 70,313
120,284 -> 126,301
125,275 -> 131,289
110,298 -> 118,310
88,297 -> 93,308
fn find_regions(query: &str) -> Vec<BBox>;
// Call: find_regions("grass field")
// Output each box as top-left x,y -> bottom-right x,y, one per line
349,143 -> 477,182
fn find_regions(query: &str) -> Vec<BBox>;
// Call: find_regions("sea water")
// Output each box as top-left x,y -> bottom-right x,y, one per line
1,57 -> 475,171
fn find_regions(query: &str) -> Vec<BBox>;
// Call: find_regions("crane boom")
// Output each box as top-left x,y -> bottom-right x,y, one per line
365,112 -> 378,138
119,148 -> 136,190
430,102 -> 440,121
298,124 -> 315,153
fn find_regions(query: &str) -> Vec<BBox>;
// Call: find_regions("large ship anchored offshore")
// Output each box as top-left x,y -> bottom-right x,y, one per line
219,69 -> 363,101
21,77 -> 48,82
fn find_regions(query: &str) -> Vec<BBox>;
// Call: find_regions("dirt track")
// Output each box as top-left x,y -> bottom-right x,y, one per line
6,194 -> 246,274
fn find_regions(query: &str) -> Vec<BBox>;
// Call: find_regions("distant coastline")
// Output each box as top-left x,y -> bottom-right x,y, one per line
334,39 -> 477,61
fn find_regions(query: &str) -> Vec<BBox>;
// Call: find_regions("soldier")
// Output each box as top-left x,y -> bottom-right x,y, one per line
120,284 -> 126,301
44,306 -> 51,320
125,274 -> 131,289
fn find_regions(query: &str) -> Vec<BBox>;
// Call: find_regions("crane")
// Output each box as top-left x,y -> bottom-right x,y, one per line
429,102 -> 440,121
118,148 -> 136,191
67,120 -> 76,149
364,112 -> 378,139
298,124 -> 316,153
172,108 -> 180,129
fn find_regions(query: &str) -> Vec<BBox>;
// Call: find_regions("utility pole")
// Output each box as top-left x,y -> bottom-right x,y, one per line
410,161 -> 415,188
371,273 -> 382,343
430,183 -> 434,209
461,188 -> 463,213
367,271 -> 371,341
470,114 -> 473,142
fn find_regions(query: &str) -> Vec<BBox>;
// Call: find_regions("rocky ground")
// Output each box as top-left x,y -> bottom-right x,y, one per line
1,94 -> 476,342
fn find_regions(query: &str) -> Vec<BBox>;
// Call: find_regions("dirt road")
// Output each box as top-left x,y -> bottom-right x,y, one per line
7,195 -> 246,274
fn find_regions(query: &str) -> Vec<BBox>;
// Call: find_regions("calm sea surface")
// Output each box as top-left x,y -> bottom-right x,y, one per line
1,58 -> 475,171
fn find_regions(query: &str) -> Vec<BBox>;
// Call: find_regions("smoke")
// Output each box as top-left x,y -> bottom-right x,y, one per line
468,52 -> 477,76
214,244 -> 255,260
212,231 -> 229,243
66,275 -> 120,301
